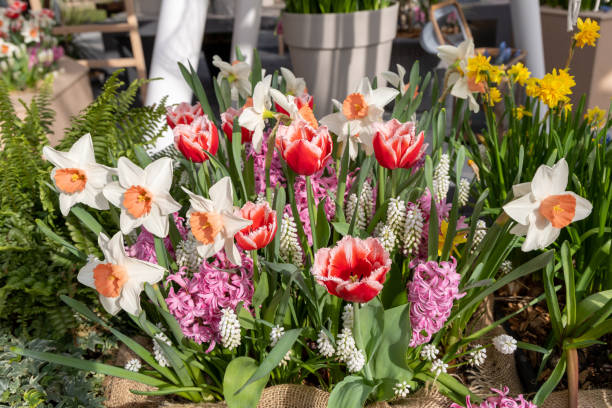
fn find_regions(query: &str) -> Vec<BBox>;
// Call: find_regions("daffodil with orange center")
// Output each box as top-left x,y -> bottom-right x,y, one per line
77,232 -> 165,315
43,133 -> 115,216
183,177 -> 252,266
503,158 -> 592,251
212,55 -> 252,101
320,77 -> 398,160
239,76 -> 273,152
103,157 -> 181,238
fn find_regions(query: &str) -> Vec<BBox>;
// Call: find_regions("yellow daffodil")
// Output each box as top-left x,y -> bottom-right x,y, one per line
563,103 -> 573,116
489,64 -> 505,84
467,54 -> 493,84
538,69 -> 575,108
508,63 -> 531,86
514,105 -> 532,120
584,106 -> 607,128
438,220 -> 467,257
574,18 -> 600,48
485,87 -> 502,106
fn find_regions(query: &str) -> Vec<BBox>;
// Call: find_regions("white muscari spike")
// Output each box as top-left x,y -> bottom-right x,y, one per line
471,220 -> 487,254
270,325 -> 285,347
402,203 -> 424,256
336,327 -> 357,362
341,303 -> 354,330
279,350 -> 293,368
468,347 -> 487,367
279,213 -> 303,267
124,358 -> 142,372
387,196 -> 406,247
377,224 -> 396,254
346,348 -> 366,373
175,232 -> 202,272
458,178 -> 470,206
433,153 -> 450,202
430,359 -> 448,376
393,381 -> 412,398
493,334 -> 517,355
500,260 -> 513,275
219,308 -> 241,350
153,332 -> 172,368
317,330 -> 335,358
420,344 -> 439,361
345,181 -> 374,231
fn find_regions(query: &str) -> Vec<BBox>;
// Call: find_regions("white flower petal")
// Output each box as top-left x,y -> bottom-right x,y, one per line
531,158 -> 569,200
142,205 -> 168,238
567,192 -> 593,222
59,193 -> 78,216
503,193 -> 539,225
145,158 -> 174,195
522,212 -> 560,251
103,232 -> 127,264
69,133 -> 96,166
103,181 -> 125,207
118,280 -> 143,316
155,192 -> 181,215
209,177 -> 234,210
124,258 -> 165,285
43,146 -> 77,168
224,239 -> 242,266
320,112 -> 347,137
120,210 -> 143,236
77,259 -> 99,289
368,87 -> 399,108
222,212 -> 252,235
117,157 -> 145,188
99,294 -> 122,315
512,182 -> 532,198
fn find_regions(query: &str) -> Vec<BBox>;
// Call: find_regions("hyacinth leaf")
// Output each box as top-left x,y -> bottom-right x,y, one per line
178,61 -> 216,125
133,144 -> 153,167
168,214 -> 182,251
250,49 -> 262,90
379,263 -> 405,309
235,328 -> 302,395
533,352 -> 567,405
223,357 -> 269,408
348,156 -> 373,236
517,341 -> 548,354
561,241 -> 577,329
331,221 -> 350,236
10,346 -> 168,387
354,298 -> 384,360
414,372 -> 472,404
154,237 -> 171,270
574,319 -> 612,343
70,206 -> 106,237
441,147 -> 465,261
231,119 -> 248,201
60,295 -> 180,384
327,376 -> 375,408
306,176 -> 319,252
35,219 -> 86,260
269,186 -> 286,259
315,195 -> 331,249
572,290 -> 612,337
244,155 -> 255,198
369,303 -> 413,386
543,262 -> 563,341
203,150 -> 232,179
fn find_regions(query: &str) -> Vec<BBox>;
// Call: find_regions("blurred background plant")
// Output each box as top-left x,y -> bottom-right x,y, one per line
284,0 -> 392,13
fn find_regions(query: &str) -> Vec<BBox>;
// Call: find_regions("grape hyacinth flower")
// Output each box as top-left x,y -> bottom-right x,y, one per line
432,153 -> 450,202
219,308 -> 241,350
124,358 -> 141,372
317,330 -> 335,358
153,332 -> 171,367
420,344 -> 439,361
468,347 -> 487,367
493,334 -> 517,355
430,359 -> 448,376
393,381 -> 411,398
165,251 -> 254,351
407,258 -> 465,346
270,325 -> 285,347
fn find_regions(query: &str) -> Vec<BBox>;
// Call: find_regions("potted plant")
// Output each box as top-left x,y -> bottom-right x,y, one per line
540,0 -> 612,108
280,0 -> 399,115
1,1 -> 93,144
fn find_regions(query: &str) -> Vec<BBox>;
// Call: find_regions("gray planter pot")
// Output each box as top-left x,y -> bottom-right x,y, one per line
281,3 -> 399,116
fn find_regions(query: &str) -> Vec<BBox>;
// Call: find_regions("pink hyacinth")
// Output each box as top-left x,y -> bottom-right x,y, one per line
450,387 -> 537,408
126,213 -> 188,263
246,130 -> 286,195
165,250 -> 254,351
407,257 -> 465,347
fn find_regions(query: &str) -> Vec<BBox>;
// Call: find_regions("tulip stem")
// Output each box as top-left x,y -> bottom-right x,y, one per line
250,250 -> 260,281
391,169 -> 398,198
306,176 -> 318,253
377,166 -> 386,208
335,141 -> 350,222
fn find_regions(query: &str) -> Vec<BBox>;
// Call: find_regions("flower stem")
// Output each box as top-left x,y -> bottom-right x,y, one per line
250,250 -> 260,281
567,348 -> 579,408
306,176 -> 318,253
378,166 -> 386,208
265,118 -> 281,203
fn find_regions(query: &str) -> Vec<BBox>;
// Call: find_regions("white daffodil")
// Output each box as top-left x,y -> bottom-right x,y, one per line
212,55 -> 252,101
437,39 -> 481,113
320,77 -> 398,160
183,177 -> 252,266
503,158 -> 592,252
20,21 -> 40,43
238,76 -> 273,152
381,64 -> 408,95
78,232 -> 165,316
279,67 -> 307,96
0,38 -> 16,57
43,133 -> 115,216
103,157 -> 181,238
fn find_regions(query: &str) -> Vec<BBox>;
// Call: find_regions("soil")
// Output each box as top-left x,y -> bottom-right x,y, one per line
496,275 -> 612,392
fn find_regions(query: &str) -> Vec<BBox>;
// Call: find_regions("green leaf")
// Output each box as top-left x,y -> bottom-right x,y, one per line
70,206 -> 106,236
133,144 -> 152,167
10,346 -> 167,387
236,328 -> 302,394
327,376 -> 374,408
130,386 -> 206,396
36,219 -> 86,260
517,341 -> 548,354
533,353 -> 567,405
354,298 -> 384,359
315,199 -> 331,249
561,241 -> 576,329
154,237 -> 170,270
223,357 -> 269,408
332,221 -> 350,236
370,303 -> 413,380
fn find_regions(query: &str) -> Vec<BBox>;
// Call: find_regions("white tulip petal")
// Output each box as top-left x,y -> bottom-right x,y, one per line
145,158 -> 174,195
117,157 -> 145,188
531,158 -> 568,200
503,194 -> 539,225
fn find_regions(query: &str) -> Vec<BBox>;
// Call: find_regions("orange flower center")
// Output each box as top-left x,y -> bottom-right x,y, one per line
29,27 -> 38,38
54,168 -> 87,193
539,194 -> 576,228
243,97 -> 253,109
342,93 -> 368,120
93,263 -> 128,298
123,185 -> 153,218
1,44 -> 9,54
298,105 -> 318,129
190,211 -> 224,244
467,77 -> 485,93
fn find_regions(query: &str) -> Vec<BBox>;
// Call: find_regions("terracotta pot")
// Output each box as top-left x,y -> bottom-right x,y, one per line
9,57 -> 93,146
281,3 -> 399,116
540,6 -> 612,109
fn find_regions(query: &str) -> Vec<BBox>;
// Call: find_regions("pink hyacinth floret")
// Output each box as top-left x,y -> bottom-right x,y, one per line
126,213 -> 188,263
165,250 -> 254,352
450,386 -> 537,408
407,257 -> 465,347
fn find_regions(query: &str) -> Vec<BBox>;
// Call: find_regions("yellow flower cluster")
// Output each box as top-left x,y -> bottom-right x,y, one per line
467,54 -> 504,85
584,106 -> 607,128
508,63 -> 531,86
514,105 -> 532,120
484,87 -> 502,106
526,69 -> 575,109
574,18 -> 600,48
